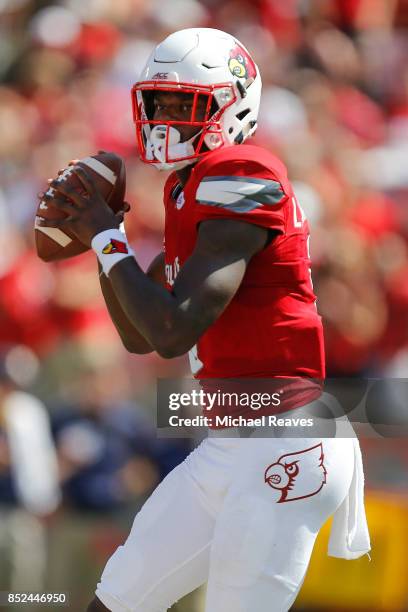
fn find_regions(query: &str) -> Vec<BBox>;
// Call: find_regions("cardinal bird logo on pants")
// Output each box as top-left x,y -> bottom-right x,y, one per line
264,443 -> 327,503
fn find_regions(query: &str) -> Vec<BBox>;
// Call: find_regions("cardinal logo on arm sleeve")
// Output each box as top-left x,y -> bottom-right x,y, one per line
102,239 -> 129,255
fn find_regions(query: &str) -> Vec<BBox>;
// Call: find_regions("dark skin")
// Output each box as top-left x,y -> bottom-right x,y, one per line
38,92 -> 269,360
39,92 -> 270,612
39,169 -> 267,357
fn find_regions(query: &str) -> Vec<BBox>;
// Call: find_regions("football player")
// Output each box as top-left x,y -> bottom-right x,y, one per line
38,28 -> 369,612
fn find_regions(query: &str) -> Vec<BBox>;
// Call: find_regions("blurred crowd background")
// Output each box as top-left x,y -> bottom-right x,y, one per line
0,0 -> 407,610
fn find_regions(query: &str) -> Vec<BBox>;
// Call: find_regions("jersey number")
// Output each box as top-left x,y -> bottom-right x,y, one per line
292,195 -> 316,298
292,196 -> 306,228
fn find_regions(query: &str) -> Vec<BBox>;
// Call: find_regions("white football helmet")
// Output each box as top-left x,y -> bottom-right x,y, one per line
131,28 -> 262,171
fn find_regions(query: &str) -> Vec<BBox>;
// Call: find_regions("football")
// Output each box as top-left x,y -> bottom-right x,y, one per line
35,151 -> 126,262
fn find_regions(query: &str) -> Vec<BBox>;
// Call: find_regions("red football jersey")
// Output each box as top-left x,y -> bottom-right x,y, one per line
163,144 -> 325,415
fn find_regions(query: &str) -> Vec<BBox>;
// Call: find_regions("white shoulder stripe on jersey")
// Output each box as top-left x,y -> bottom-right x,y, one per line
197,180 -> 263,204
80,157 -> 117,185
196,175 -> 285,213
35,216 -> 72,246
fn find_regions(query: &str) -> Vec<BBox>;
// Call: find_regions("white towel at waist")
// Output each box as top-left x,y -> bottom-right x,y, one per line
328,437 -> 371,560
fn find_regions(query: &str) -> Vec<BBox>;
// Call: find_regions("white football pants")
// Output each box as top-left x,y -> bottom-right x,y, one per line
95,430 -> 356,612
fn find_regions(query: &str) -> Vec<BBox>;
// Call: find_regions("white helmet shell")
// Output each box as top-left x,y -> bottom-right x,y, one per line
132,28 -> 262,170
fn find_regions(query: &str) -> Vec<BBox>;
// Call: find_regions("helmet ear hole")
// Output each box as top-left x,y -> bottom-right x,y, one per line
236,108 -> 250,122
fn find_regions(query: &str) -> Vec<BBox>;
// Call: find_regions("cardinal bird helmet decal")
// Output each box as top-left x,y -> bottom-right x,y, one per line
228,43 -> 257,80
264,443 -> 327,503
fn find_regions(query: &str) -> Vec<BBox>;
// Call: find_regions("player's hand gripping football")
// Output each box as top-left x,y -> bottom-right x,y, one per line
37,161 -> 130,248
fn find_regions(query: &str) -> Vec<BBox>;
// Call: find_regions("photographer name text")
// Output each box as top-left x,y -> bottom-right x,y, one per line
168,415 -> 314,428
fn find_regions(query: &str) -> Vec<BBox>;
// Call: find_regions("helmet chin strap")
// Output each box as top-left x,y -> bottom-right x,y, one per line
147,125 -> 201,171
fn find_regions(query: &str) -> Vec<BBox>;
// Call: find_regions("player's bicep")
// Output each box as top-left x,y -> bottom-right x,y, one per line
170,219 -> 267,345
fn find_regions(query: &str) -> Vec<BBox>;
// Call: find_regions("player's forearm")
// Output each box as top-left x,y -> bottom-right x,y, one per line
98,262 -> 154,354
108,258 -> 195,358
96,221 -> 260,358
